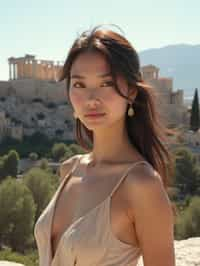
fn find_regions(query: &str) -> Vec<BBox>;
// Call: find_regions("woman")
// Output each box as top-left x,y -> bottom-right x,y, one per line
34,25 -> 177,266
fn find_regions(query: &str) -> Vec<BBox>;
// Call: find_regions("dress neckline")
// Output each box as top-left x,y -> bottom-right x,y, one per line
49,155 -> 82,262
49,154 -> 150,263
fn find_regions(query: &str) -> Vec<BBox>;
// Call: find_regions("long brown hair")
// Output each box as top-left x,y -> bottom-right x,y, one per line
59,25 -> 178,220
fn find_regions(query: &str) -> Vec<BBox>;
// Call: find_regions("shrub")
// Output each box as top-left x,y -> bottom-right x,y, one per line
0,177 -> 36,252
0,247 -> 38,266
174,195 -> 200,239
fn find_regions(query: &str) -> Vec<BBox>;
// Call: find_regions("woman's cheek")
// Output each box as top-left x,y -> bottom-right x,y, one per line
106,89 -> 123,104
109,91 -> 128,113
69,90 -> 85,107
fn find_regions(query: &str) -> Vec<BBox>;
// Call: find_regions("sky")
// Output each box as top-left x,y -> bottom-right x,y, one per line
0,0 -> 200,80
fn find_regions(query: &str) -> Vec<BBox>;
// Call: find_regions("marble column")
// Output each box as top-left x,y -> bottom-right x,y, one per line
155,70 -> 159,79
9,63 -> 12,80
32,60 -> 36,79
13,63 -> 16,80
15,63 -> 18,79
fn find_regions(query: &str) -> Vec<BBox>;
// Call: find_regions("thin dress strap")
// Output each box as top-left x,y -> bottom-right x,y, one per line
110,160 -> 152,198
70,154 -> 82,175
60,154 -> 82,186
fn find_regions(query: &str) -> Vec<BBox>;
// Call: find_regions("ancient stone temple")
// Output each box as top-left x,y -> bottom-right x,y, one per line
8,54 -> 63,81
141,64 -> 188,126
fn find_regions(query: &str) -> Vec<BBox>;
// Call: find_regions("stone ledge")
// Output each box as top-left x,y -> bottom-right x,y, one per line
0,262 -> 24,266
137,237 -> 200,266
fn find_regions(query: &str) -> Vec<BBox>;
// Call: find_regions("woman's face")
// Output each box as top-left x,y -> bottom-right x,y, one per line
69,51 -> 133,130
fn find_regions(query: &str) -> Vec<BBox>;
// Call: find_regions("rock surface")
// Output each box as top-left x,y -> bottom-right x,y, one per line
137,237 -> 200,266
0,262 -> 24,266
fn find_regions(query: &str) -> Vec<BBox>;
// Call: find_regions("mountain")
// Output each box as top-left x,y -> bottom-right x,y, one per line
139,44 -> 200,99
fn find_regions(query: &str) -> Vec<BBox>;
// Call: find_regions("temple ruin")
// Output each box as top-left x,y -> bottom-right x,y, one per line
8,54 -> 64,81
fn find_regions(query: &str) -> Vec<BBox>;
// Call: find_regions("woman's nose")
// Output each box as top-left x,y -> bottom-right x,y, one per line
86,92 -> 101,108
86,98 -> 101,108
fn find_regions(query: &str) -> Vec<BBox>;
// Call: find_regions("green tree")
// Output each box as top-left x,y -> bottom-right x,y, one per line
0,177 -> 36,252
174,147 -> 200,197
0,159 -> 4,183
2,150 -> 20,178
190,88 -> 200,131
38,158 -> 49,170
68,143 -> 84,154
52,143 -> 68,161
23,168 -> 57,221
59,143 -> 84,163
175,196 -> 200,239
29,152 -> 38,161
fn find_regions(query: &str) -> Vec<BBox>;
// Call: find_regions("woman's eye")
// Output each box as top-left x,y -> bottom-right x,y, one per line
73,82 -> 84,88
72,81 -> 114,88
101,81 -> 114,87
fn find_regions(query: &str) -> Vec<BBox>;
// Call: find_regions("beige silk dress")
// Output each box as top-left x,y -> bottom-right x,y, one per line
34,154 -> 149,266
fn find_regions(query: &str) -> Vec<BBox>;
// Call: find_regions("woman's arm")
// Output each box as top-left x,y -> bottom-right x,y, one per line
125,165 -> 175,266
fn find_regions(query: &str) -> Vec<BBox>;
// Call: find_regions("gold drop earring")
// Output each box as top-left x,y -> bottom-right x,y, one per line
128,102 -> 135,117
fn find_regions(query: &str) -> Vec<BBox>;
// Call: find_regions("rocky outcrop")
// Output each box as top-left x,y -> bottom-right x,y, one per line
0,262 -> 24,266
137,237 -> 200,266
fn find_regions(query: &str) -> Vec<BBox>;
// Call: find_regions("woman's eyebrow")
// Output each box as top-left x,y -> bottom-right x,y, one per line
70,72 -> 112,79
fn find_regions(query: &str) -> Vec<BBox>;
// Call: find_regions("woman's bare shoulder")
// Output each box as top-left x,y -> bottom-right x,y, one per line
59,153 -> 83,182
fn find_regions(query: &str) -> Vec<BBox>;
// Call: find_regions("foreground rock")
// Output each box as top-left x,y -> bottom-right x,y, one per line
137,237 -> 200,266
0,262 -> 24,266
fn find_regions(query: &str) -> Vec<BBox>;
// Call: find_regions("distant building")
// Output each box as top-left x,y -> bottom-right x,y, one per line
141,64 -> 188,127
8,54 -> 63,81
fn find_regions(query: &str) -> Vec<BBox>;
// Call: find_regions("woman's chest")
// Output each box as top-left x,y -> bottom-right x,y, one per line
51,171 -> 139,257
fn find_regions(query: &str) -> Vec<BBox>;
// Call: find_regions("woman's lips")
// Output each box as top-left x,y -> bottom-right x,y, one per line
85,113 -> 106,118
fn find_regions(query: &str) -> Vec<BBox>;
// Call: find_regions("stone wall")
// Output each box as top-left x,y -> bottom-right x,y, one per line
7,79 -> 66,103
